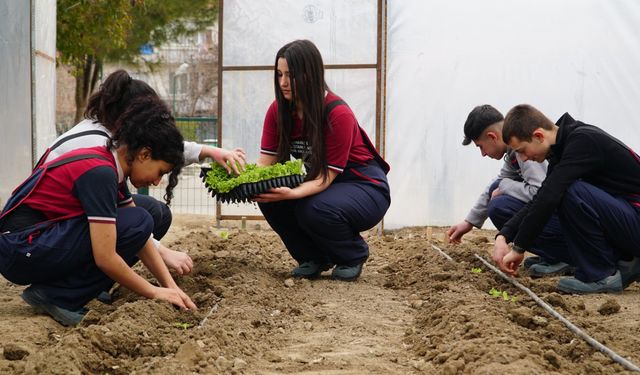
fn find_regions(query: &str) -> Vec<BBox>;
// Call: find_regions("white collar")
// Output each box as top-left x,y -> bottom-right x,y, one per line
111,150 -> 125,183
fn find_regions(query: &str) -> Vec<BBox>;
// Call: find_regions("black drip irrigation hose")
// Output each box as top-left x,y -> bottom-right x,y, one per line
428,244 -> 640,373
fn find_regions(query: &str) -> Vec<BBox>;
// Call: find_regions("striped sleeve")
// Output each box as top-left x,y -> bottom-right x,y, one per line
325,110 -> 358,173
260,101 -> 279,155
73,166 -> 118,224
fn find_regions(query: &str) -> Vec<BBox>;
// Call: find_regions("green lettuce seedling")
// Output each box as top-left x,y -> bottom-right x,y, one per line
174,322 -> 193,330
488,287 -> 518,303
220,231 -> 229,240
471,267 -> 482,274
205,159 -> 305,193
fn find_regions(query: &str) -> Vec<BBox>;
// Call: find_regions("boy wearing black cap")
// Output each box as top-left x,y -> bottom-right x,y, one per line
447,105 -> 572,276
498,104 -> 640,293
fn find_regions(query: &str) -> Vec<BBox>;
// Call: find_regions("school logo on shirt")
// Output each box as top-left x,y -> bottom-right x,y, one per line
290,140 -> 311,159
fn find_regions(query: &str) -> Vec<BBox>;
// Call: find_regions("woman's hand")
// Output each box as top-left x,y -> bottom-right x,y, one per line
252,169 -> 338,203
253,187 -> 298,203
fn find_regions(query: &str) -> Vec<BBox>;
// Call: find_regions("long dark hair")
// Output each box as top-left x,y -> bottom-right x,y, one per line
274,40 -> 329,181
108,96 -> 184,204
85,70 -> 158,132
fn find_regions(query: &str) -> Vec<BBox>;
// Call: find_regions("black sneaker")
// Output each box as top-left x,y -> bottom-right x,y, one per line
21,286 -> 86,326
523,256 -> 544,269
96,291 -> 113,304
528,261 -> 574,278
291,261 -> 333,279
331,262 -> 365,282
617,257 -> 640,288
556,271 -> 623,294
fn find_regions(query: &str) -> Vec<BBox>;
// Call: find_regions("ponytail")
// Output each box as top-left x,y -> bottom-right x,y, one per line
85,70 -> 158,132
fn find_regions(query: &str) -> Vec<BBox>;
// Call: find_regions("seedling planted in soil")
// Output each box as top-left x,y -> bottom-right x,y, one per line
471,267 -> 483,274
174,322 -> 193,330
488,287 -> 518,303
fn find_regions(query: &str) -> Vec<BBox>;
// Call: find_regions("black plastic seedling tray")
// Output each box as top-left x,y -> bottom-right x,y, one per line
200,167 -> 305,204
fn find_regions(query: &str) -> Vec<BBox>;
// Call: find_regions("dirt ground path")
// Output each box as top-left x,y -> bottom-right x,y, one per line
1,215 -> 639,374
249,261 -> 415,374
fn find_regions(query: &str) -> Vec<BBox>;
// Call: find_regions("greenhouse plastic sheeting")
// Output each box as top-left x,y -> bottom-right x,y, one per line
0,0 -> 56,206
385,0 -> 640,228
33,0 -> 58,157
0,1 -> 33,205
222,0 -> 377,66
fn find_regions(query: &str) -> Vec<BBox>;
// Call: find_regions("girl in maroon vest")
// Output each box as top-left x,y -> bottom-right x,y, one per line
40,70 -> 246,277
255,40 -> 391,281
0,96 -> 196,325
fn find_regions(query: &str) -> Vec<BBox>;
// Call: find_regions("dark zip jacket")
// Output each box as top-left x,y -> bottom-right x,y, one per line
499,113 -> 640,250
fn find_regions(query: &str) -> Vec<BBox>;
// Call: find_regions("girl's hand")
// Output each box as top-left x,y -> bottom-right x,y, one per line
253,187 -> 297,203
153,286 -> 197,310
212,148 -> 247,175
156,242 -> 193,276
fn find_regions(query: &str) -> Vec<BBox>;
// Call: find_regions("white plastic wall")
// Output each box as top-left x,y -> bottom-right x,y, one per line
0,0 -> 56,206
0,1 -> 33,206
385,0 -> 640,229
33,0 -> 58,157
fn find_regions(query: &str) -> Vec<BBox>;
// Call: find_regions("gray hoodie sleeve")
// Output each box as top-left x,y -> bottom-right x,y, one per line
497,153 -> 547,203
464,151 -> 547,228
464,181 -> 493,228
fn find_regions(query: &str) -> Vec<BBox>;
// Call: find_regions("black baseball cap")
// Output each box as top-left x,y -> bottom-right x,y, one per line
462,104 -> 504,145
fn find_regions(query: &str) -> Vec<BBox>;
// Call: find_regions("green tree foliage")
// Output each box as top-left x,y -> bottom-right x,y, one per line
57,0 -> 218,123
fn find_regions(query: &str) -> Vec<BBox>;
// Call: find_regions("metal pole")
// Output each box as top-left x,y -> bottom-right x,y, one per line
172,74 -> 177,114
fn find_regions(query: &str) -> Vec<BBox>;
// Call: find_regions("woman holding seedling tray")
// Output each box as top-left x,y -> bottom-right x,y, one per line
252,39 -> 391,281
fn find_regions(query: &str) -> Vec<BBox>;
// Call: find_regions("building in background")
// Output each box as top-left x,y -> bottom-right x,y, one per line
56,25 -> 218,133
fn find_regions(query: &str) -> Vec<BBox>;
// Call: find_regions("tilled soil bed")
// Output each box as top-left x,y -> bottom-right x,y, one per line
0,216 -> 638,374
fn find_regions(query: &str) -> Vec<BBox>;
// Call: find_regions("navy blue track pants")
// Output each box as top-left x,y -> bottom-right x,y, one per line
559,181 -> 640,282
132,194 -> 172,240
259,165 -> 390,267
1,207 -> 152,310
